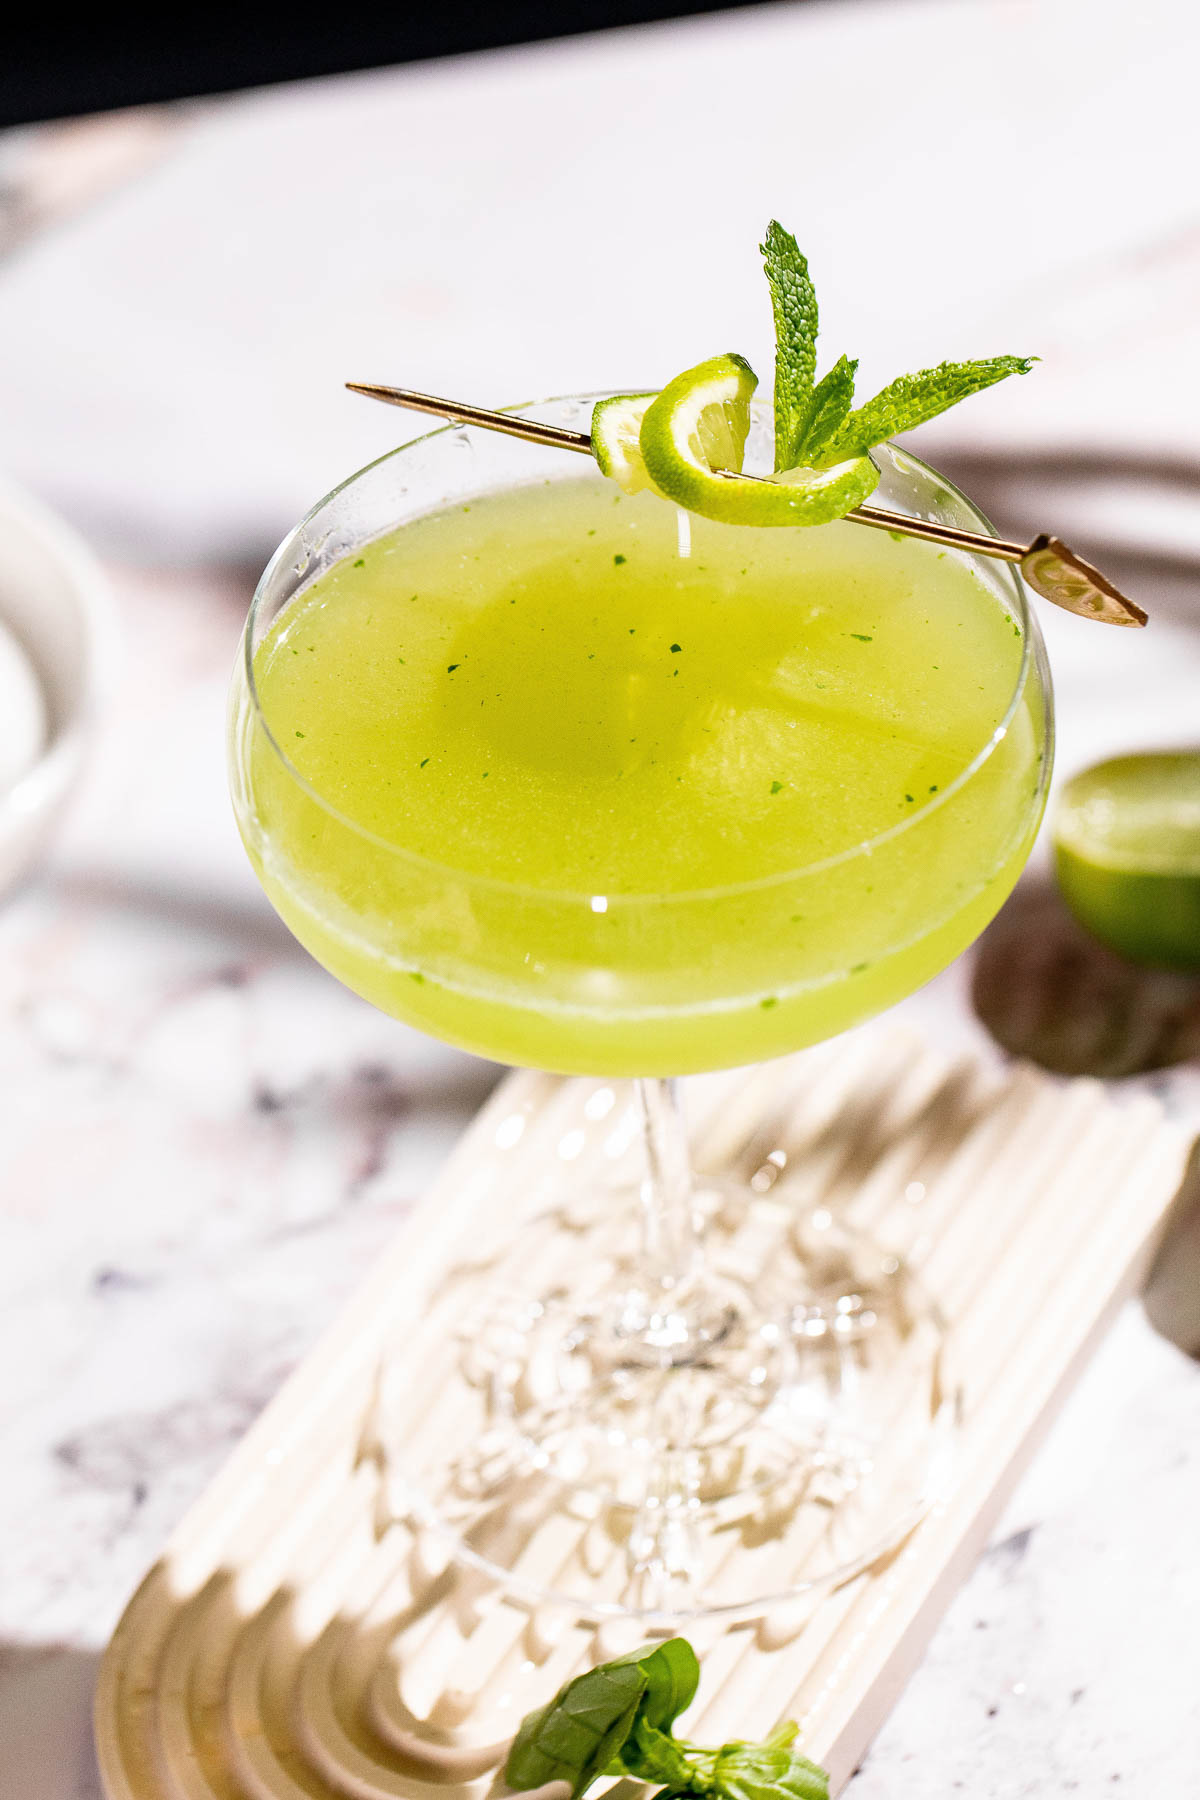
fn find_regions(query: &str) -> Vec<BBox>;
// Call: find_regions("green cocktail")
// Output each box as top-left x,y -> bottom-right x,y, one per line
239,454 -> 1045,1078
229,398 -> 1052,1618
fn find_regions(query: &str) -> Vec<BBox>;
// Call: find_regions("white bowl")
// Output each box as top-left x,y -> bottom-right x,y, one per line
0,479 -> 112,897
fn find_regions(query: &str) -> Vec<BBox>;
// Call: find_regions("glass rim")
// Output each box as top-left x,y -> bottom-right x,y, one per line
242,397 -> 1044,906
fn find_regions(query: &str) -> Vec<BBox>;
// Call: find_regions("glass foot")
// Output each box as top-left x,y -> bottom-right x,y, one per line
375,1191 -> 959,1624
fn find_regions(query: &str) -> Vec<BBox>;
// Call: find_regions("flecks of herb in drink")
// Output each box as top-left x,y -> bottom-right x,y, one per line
849,632 -> 873,642
447,664 -> 460,673
353,557 -> 365,567
614,553 -> 627,566
760,996 -> 779,1009
670,643 -> 682,653
770,780 -> 784,795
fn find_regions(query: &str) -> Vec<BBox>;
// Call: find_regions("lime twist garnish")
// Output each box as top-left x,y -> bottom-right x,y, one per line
592,221 -> 1036,528
1054,752 -> 1200,970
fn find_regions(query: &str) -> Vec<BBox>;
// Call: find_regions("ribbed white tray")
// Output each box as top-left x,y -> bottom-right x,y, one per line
94,1027 -> 1190,1798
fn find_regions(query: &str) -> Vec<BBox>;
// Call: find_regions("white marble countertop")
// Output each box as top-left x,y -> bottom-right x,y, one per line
2,2 -> 1200,1794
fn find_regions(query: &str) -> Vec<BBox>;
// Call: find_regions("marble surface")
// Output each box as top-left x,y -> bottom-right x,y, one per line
2,1 -> 1200,1794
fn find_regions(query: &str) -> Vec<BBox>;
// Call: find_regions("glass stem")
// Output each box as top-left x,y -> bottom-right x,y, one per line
635,1077 -> 700,1296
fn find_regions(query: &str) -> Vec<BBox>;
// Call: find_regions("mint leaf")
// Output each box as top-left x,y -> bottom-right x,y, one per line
760,221 -> 818,470
814,354 -> 1037,464
797,355 -> 858,463
506,1661 -> 647,1799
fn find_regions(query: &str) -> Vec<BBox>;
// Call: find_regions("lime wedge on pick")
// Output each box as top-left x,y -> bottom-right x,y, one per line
1054,752 -> 1200,970
634,352 -> 879,527
592,393 -> 657,494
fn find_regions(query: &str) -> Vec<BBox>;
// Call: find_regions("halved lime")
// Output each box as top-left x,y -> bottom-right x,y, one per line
636,352 -> 878,527
591,393 -> 657,494
1054,752 -> 1200,970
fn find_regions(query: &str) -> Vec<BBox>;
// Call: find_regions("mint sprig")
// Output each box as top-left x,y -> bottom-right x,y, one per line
759,221 -> 1035,474
505,1639 -> 828,1800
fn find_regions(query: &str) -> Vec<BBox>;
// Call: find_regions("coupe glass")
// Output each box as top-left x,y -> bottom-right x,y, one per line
229,397 -> 1053,1622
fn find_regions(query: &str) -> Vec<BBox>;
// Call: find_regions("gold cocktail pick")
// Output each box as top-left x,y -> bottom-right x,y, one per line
346,382 -> 1147,628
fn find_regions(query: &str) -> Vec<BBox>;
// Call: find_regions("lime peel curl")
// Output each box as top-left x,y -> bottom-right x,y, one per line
593,353 -> 879,528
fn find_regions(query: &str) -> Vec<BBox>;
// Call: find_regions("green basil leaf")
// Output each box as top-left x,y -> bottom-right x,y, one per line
506,1640 -> 830,1800
615,1717 -> 700,1788
619,1636 -> 700,1732
605,1640 -> 701,1783
704,1726 -> 830,1800
505,1662 -> 648,1799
